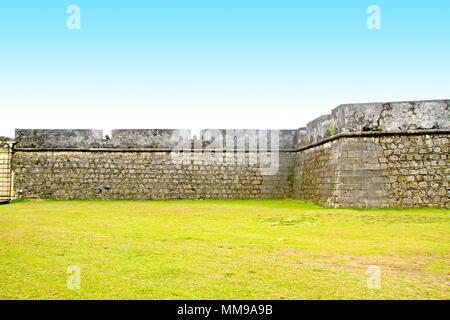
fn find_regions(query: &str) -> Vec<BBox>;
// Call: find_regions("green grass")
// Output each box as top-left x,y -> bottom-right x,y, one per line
0,199 -> 448,299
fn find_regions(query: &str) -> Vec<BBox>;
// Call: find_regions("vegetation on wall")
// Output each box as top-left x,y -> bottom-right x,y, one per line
326,122 -> 337,136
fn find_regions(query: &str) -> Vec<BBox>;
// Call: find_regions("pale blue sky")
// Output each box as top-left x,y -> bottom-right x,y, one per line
0,1 -> 449,137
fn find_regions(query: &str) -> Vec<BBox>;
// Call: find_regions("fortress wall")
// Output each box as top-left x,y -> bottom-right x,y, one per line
305,100 -> 449,143
293,132 -> 449,208
291,99 -> 449,208
9,99 -> 449,207
293,138 -> 341,206
199,129 -> 298,149
15,129 -> 104,149
293,136 -> 390,208
12,150 -> 294,201
15,129 -> 192,149
377,133 -> 448,207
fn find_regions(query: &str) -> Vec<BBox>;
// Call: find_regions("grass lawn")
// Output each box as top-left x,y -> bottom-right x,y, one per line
0,199 -> 448,300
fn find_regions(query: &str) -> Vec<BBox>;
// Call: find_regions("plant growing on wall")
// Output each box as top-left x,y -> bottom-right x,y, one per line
327,122 -> 337,136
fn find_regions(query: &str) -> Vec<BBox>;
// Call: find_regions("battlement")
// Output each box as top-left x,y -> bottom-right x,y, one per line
302,99 -> 449,145
14,128 -> 299,150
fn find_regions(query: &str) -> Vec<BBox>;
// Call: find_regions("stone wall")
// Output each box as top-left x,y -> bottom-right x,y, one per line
0,139 -> 13,201
377,133 -> 448,207
12,151 -> 293,200
15,129 -> 104,149
305,100 -> 448,144
8,99 -> 449,207
15,129 -> 192,149
293,139 -> 338,205
200,129 -> 298,150
15,129 -> 298,150
293,132 -> 449,208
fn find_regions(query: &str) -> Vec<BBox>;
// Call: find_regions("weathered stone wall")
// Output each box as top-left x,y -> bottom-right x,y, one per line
334,137 -> 389,208
293,139 -> 338,204
15,129 -> 104,149
12,151 -> 293,200
15,129 -> 299,150
293,136 -> 389,207
200,129 -> 298,150
8,99 -> 449,207
305,100 -> 448,144
293,132 -> 449,208
15,129 -> 192,149
377,134 -> 448,207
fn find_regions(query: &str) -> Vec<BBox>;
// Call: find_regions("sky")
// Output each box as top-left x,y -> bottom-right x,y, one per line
0,0 -> 449,138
